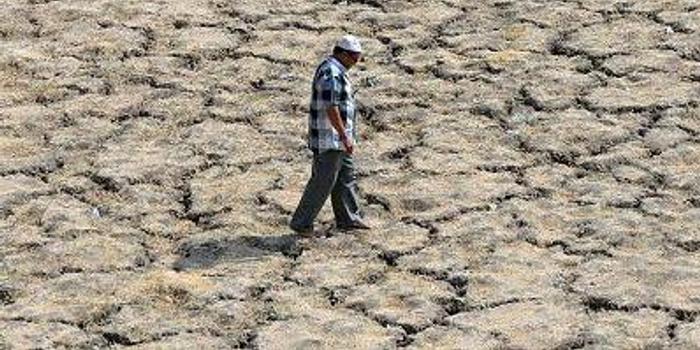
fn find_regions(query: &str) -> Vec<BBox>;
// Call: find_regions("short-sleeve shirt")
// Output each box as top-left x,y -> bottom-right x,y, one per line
307,56 -> 356,152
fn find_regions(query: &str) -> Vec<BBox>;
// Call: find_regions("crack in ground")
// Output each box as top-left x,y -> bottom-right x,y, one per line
0,285 -> 15,306
521,235 -> 614,259
344,302 -> 423,348
672,239 -> 700,253
404,266 -> 470,299
102,330 -> 180,347
364,193 -> 392,212
465,297 -> 541,312
0,157 -> 64,181
667,322 -> 679,340
582,296 -> 699,323
234,330 -> 259,349
400,217 -> 440,235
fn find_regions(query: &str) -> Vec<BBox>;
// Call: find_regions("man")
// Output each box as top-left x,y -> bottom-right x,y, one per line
290,34 -> 370,235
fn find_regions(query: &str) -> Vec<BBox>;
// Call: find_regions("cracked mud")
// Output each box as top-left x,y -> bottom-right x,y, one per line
1,0 -> 699,349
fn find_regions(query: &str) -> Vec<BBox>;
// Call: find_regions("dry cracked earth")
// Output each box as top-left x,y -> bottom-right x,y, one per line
0,0 -> 699,349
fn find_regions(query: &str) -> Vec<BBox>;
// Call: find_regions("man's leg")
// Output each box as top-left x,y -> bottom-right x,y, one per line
331,153 -> 366,228
290,150 -> 343,232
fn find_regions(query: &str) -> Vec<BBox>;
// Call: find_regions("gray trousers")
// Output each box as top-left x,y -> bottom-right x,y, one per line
290,150 -> 362,229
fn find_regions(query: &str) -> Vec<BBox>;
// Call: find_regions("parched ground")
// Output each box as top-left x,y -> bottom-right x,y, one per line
0,0 -> 699,348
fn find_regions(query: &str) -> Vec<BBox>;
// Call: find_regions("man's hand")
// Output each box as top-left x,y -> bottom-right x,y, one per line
341,134 -> 354,155
327,106 -> 354,155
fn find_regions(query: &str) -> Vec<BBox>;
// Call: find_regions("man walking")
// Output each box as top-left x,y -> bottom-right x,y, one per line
290,34 -> 370,235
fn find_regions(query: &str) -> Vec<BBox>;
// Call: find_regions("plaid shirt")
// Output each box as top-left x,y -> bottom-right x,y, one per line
307,56 -> 357,152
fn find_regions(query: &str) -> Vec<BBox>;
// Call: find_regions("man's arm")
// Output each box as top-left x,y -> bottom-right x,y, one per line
327,106 -> 353,155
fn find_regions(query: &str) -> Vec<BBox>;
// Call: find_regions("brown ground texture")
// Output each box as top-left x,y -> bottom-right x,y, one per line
1,0 -> 700,349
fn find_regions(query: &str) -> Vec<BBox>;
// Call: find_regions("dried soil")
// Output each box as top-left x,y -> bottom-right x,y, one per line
1,0 -> 699,348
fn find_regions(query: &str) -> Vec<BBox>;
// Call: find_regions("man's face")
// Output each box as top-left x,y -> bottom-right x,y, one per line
344,51 -> 362,69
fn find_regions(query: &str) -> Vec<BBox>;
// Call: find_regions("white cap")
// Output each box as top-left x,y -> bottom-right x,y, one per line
336,35 -> 362,53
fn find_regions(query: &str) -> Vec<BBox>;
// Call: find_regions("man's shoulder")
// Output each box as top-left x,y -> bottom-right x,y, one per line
315,58 -> 343,79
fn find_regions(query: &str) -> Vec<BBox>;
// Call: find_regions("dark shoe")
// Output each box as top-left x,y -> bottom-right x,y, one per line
337,220 -> 371,231
290,224 -> 314,236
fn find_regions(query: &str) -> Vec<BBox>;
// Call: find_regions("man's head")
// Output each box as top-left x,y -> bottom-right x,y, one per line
333,35 -> 362,69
